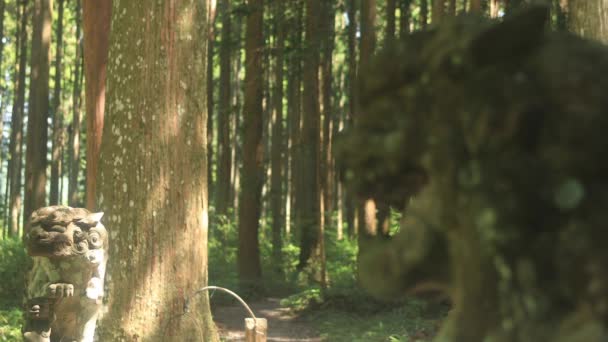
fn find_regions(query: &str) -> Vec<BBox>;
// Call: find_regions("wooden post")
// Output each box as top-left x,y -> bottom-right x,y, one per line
245,318 -> 267,342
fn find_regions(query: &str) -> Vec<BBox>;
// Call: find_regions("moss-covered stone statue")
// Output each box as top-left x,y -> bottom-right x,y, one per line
337,4 -> 608,341
23,206 -> 108,342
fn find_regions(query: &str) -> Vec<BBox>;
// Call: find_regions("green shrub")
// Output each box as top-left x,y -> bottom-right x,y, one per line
0,238 -> 30,309
0,308 -> 23,341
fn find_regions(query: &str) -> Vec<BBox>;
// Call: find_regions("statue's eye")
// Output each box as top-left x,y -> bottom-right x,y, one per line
88,231 -> 103,248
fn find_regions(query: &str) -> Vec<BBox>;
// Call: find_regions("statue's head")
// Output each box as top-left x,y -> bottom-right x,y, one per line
26,206 -> 107,260
337,5 -> 551,208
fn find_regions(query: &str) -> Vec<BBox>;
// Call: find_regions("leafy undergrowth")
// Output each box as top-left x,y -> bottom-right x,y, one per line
0,308 -> 23,341
282,287 -> 449,342
0,238 -> 29,341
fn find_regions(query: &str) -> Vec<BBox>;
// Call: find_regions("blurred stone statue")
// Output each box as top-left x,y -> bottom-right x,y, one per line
338,4 -> 608,341
23,206 -> 108,342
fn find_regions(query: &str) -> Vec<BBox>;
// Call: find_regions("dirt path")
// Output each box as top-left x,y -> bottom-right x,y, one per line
212,298 -> 322,342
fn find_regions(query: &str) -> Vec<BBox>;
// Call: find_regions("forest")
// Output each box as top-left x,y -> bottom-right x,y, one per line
0,0 -> 607,341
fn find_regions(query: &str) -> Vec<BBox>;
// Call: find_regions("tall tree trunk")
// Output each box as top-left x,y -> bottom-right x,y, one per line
359,0 -> 378,238
386,0 -> 396,43
238,0 -> 264,287
207,6 -> 217,204
421,0 -> 428,28
470,0 -> 482,12
297,0 -> 326,286
448,0 -> 457,15
230,10 -> 243,219
270,0 -> 286,274
345,0 -> 357,237
0,0 -> 6,171
490,0 -> 499,17
504,0 -> 523,14
433,0 -> 445,23
68,0 -> 83,206
23,0 -> 52,230
82,0 -> 111,210
400,0 -> 412,35
50,0 -> 64,205
289,0 -> 303,237
568,0 -> 608,43
286,0 -> 303,238
8,0 -> 28,236
320,0 -> 335,236
216,0 -> 233,218
97,0 -> 218,340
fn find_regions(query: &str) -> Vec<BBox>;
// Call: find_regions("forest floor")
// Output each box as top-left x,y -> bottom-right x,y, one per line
213,297 -> 321,341
212,295 -> 447,342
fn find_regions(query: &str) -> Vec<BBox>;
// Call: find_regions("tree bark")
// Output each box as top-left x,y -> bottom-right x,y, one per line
286,0 -> 303,238
288,0 -> 303,237
320,0 -> 335,238
433,0 -> 445,23
345,0 -> 357,237
490,0 -> 499,17
82,0 -> 111,210
8,0 -> 28,236
386,0 -> 396,42
50,0 -> 65,205
399,0 -> 412,35
470,0 -> 482,12
23,0 -> 52,230
207,6 -> 217,204
96,0 -> 218,340
238,0 -> 264,287
296,0 -> 326,286
359,0 -> 379,238
421,0 -> 428,28
448,0 -> 457,16
0,0 -> 6,172
216,0 -> 233,218
270,0 -> 286,274
68,0 -> 83,206
568,0 -> 608,43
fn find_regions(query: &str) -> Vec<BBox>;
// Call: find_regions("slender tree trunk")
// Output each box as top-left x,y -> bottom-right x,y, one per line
433,0 -> 445,23
504,0 -> 523,14
0,0 -> 6,172
554,0 -> 568,30
421,0 -> 428,28
216,0 -> 233,218
399,1 -> 412,41
286,0 -> 303,237
470,0 -> 482,12
50,0 -> 64,205
270,0 -> 286,274
568,0 -> 608,43
23,0 -> 52,230
238,0 -> 264,287
230,11 -> 243,219
68,1 -> 83,206
345,0 -> 357,237
207,6 -> 217,204
289,0 -> 303,238
97,0 -> 218,340
82,0 -> 111,210
358,0 -> 378,238
448,0 -> 457,15
490,0 -> 499,17
296,0 -> 326,286
8,0 -> 28,236
321,0 -> 335,234
386,0 -> 396,42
